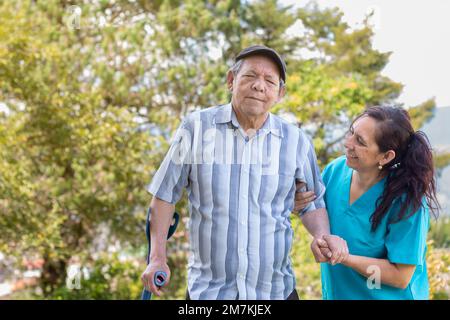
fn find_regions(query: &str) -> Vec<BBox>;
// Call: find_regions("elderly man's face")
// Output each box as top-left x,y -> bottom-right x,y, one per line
227,55 -> 285,118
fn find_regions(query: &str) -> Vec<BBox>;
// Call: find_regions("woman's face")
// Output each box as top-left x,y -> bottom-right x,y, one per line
344,115 -> 389,172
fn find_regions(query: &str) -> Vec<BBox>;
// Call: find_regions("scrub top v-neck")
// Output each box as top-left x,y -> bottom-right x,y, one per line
320,156 -> 430,300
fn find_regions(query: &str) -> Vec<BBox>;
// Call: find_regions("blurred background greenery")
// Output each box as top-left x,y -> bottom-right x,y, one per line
0,0 -> 448,300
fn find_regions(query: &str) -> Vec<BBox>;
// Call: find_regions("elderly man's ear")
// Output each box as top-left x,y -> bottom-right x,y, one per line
227,70 -> 234,92
277,86 -> 286,101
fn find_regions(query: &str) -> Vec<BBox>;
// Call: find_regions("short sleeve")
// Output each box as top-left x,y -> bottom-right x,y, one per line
295,133 -> 326,216
385,202 -> 430,267
146,118 -> 192,204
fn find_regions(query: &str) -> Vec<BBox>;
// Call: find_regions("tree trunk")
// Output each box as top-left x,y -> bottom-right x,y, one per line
40,253 -> 67,297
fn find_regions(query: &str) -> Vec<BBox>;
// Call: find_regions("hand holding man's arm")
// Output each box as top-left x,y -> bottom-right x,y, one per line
295,184 -> 349,265
318,234 -> 349,265
301,211 -> 349,264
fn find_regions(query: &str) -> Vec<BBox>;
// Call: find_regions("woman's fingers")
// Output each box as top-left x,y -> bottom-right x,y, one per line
335,249 -> 344,265
321,235 -> 349,265
295,181 -> 307,191
329,238 -> 348,265
295,191 -> 315,201
294,191 -> 316,212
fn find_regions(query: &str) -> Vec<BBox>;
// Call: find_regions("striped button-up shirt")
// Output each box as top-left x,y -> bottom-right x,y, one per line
147,103 -> 326,300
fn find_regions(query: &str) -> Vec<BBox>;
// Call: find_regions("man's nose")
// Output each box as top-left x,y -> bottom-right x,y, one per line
251,78 -> 265,92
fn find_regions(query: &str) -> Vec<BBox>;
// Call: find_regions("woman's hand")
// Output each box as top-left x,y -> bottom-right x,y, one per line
319,235 -> 349,265
294,181 -> 316,213
311,237 -> 332,263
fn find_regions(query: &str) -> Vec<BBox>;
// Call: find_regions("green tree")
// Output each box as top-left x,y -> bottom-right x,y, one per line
0,0 -> 157,294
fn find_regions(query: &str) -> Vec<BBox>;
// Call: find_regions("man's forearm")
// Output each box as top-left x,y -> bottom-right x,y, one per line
149,197 -> 176,262
300,208 -> 330,238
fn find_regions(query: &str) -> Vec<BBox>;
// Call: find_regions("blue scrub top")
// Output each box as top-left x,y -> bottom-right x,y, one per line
320,156 -> 430,300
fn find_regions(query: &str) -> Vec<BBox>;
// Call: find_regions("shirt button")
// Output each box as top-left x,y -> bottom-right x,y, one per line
240,220 -> 246,225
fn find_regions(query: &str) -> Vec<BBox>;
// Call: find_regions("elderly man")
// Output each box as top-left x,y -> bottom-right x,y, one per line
141,45 -> 348,300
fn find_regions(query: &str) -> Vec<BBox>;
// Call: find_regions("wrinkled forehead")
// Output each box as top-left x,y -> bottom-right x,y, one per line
239,55 -> 281,79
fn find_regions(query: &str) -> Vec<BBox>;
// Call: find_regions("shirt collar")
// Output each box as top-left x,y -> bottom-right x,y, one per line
213,103 -> 284,138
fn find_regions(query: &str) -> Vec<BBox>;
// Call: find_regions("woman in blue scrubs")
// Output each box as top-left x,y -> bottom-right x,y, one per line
296,106 -> 439,299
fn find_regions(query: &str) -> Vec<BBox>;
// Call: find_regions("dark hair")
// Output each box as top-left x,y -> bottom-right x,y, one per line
351,106 -> 440,231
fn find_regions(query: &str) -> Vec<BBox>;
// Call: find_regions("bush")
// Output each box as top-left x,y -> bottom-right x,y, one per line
45,253 -> 144,300
427,241 -> 450,300
429,217 -> 450,248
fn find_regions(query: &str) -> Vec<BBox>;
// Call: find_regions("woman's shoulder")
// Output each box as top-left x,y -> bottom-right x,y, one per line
322,155 -> 348,183
324,155 -> 347,173
387,195 -> 431,226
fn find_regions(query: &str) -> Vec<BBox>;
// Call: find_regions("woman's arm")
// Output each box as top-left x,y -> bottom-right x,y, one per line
341,254 -> 416,289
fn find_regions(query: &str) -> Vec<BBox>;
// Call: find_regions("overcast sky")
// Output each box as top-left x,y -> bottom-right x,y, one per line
283,0 -> 450,108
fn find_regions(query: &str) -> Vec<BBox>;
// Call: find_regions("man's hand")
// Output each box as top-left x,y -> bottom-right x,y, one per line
311,237 -> 332,263
318,235 -> 349,265
141,259 -> 171,297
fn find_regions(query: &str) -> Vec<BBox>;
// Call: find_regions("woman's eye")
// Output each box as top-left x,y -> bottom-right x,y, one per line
357,138 -> 366,146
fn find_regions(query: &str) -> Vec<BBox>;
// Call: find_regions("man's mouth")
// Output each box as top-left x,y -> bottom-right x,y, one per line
347,152 -> 358,159
246,97 -> 265,102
